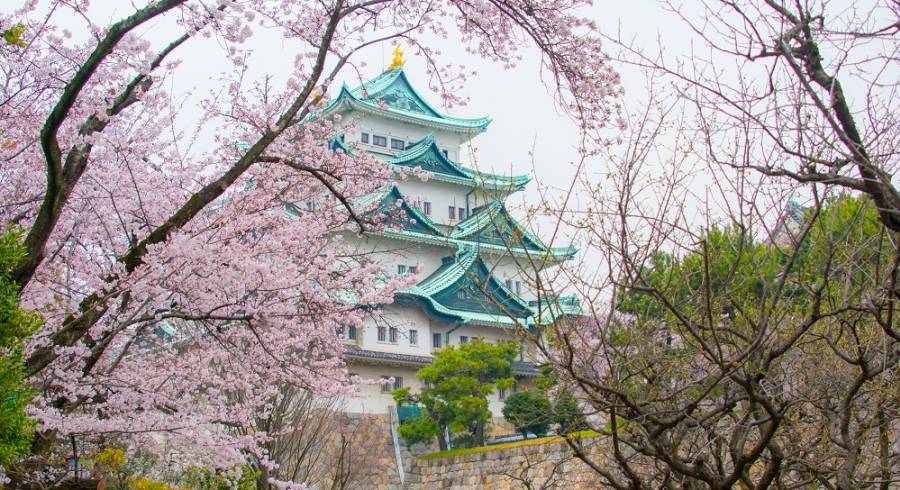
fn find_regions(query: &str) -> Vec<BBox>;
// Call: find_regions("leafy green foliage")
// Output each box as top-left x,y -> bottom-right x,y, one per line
394,339 -> 517,448
553,388 -> 589,434
0,228 -> 40,469
528,365 -> 589,435
395,404 -> 440,447
586,195 -> 898,486
502,391 -> 552,437
618,224 -> 782,324
1,23 -> 27,48
178,466 -> 259,490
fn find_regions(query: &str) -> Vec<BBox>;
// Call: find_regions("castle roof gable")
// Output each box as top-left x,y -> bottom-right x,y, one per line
399,247 -> 534,325
321,68 -> 491,133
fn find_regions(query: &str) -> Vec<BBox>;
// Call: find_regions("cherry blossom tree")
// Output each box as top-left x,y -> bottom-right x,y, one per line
517,1 -> 900,487
0,0 -> 621,485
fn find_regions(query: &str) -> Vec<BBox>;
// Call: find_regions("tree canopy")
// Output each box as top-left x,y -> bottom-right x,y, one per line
394,339 -> 517,449
0,229 -> 40,472
0,0 -> 621,484
501,391 -> 552,438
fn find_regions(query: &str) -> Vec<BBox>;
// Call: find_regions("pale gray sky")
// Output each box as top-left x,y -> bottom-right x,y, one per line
138,0 -> 701,253
10,1 -> 892,269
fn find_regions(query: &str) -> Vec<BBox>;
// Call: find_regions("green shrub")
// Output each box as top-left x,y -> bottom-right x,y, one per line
502,391 -> 553,437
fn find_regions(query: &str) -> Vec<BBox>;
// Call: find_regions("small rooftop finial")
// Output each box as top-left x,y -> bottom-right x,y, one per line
388,43 -> 405,70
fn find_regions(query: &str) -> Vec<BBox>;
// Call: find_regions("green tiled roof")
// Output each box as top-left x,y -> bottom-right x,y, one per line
358,186 -> 445,237
399,247 -> 534,326
529,295 -> 586,324
387,134 -> 470,179
385,134 -> 531,191
320,68 -> 491,133
344,346 -> 540,376
451,201 -> 578,260
352,186 -> 575,262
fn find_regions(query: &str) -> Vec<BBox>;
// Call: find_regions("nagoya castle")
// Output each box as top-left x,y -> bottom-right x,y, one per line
320,48 -> 579,420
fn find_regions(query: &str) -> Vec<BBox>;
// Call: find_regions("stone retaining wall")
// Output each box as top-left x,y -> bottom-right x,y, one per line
404,437 -> 606,489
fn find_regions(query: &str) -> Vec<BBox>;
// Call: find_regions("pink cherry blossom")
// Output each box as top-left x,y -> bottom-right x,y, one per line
0,0 -> 620,483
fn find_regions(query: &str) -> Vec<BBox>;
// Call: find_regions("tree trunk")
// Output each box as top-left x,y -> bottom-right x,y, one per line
437,427 -> 448,451
474,419 -> 485,447
256,466 -> 270,490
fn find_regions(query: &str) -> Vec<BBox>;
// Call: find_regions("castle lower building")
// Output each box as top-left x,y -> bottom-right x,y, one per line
319,63 -> 578,419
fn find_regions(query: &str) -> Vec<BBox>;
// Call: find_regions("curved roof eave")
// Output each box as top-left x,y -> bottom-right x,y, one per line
375,230 -> 574,264
321,85 -> 491,133
449,201 -> 554,254
352,68 -> 492,129
385,135 -> 529,191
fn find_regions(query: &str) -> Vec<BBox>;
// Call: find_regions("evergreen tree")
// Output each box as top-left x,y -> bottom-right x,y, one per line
394,339 -> 517,449
502,391 -> 552,438
0,229 -> 40,470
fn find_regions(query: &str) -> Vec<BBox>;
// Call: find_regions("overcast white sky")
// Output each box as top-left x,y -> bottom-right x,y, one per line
8,0 -> 892,273
135,0 -> 702,254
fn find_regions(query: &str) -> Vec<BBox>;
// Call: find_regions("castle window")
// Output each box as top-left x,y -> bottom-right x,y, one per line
360,132 -> 369,143
505,279 -> 513,290
443,149 -> 449,158
377,326 -> 386,342
498,387 -> 506,400
391,138 -> 405,150
381,376 -> 391,393
423,201 -> 432,216
515,281 -> 522,295
460,335 -> 469,344
409,329 -> 418,345
398,264 -> 407,276
458,207 -> 466,220
456,289 -> 466,300
448,206 -> 455,220
373,135 -> 387,147
347,325 -> 357,340
389,326 -> 398,343
432,333 -> 442,349
394,376 -> 403,390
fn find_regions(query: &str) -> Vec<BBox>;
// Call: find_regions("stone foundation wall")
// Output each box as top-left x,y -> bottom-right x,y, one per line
338,414 -> 604,490
404,438 -> 606,489
338,414 -> 402,489
338,412 -> 437,490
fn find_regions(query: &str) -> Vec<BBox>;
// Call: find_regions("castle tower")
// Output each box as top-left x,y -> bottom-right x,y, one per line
318,62 -> 578,419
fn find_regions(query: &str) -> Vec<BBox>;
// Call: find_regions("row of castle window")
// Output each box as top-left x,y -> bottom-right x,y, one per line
378,375 -> 518,397
449,205 -> 467,220
397,264 -> 418,276
367,326 -> 480,349
335,325 -> 357,340
377,325 -> 412,344
381,376 -> 403,393
360,132 -> 404,150
505,279 -> 523,295
359,132 -> 450,157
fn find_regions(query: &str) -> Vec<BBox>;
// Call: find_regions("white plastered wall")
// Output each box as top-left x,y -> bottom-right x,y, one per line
341,113 -> 467,161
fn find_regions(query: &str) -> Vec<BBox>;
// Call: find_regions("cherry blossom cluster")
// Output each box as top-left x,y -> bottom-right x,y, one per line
0,0 -> 620,484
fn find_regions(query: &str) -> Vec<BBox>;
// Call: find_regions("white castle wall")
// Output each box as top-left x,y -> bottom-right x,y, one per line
343,233 -> 539,304
395,178 -> 475,227
344,363 -> 423,414
343,113 -> 468,161
332,75 -> 559,420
